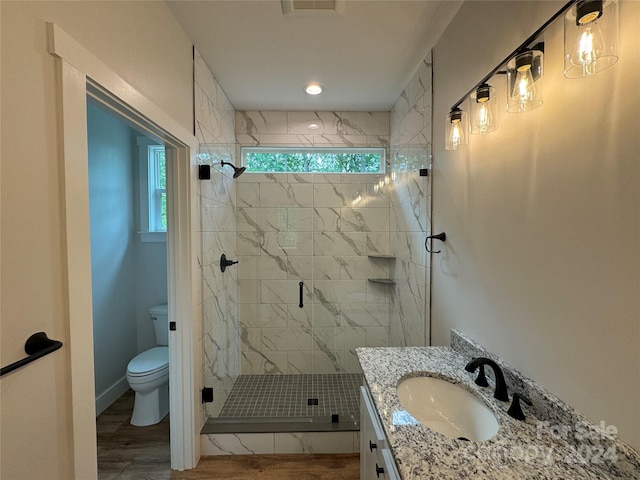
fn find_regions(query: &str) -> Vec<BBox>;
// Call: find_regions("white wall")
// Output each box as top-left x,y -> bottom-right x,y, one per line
1,2 -> 193,478
432,1 -> 640,450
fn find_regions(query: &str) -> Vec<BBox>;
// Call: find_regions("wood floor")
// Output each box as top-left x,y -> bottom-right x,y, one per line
97,390 -> 359,480
173,455 -> 360,480
97,390 -> 171,479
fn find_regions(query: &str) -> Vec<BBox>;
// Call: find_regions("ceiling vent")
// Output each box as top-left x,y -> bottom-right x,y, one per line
281,0 -> 345,15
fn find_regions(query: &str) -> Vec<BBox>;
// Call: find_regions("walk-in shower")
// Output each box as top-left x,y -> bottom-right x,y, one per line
200,167 -> 430,435
194,52 -> 433,438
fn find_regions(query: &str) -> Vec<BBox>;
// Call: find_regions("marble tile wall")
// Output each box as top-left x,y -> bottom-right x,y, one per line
235,111 -> 389,152
235,112 -> 393,374
235,174 -> 392,374
201,431 -> 359,455
389,53 -> 433,347
195,52 -> 432,414
195,48 -> 240,417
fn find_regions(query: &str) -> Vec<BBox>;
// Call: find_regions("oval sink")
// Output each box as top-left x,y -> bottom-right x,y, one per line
396,376 -> 499,442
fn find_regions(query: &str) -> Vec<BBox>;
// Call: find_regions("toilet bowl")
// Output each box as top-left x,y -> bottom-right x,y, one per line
126,304 -> 170,426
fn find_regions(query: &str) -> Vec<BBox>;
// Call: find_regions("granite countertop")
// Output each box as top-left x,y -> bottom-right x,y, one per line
357,345 -> 638,480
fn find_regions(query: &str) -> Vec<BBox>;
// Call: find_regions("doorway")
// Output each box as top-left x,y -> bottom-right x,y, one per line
51,22 -> 199,476
87,98 -> 170,460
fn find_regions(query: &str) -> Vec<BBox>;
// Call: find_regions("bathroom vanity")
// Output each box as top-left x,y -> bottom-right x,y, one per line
357,331 -> 640,480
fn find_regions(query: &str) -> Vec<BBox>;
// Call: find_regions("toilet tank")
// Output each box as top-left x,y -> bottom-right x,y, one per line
150,304 -> 169,346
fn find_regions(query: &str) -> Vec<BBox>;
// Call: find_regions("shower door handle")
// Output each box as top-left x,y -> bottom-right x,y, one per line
299,281 -> 304,308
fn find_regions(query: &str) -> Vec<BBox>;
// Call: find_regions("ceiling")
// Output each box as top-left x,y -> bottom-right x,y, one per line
167,0 -> 462,111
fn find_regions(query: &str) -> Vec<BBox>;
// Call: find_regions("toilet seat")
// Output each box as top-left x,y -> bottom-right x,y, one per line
127,346 -> 168,381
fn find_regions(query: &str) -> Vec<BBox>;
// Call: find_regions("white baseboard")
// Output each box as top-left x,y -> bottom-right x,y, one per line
95,376 -> 130,416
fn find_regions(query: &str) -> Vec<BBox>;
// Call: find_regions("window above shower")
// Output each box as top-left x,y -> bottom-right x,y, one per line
242,147 -> 385,174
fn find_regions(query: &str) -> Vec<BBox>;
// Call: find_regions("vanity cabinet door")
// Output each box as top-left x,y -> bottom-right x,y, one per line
360,386 -> 387,480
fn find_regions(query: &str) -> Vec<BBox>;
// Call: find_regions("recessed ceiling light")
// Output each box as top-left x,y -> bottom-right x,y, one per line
307,123 -> 320,130
305,83 -> 323,95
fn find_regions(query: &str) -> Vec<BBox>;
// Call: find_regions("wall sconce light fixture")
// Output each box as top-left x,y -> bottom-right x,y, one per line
564,0 -> 618,78
443,1 -> 620,151
470,83 -> 498,134
445,107 -> 468,151
506,47 -> 544,113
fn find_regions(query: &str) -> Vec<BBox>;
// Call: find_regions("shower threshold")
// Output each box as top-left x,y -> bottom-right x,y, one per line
202,373 -> 362,434
202,416 -> 358,434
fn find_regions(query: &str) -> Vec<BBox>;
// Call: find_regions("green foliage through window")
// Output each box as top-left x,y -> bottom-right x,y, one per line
242,147 -> 385,174
149,146 -> 167,232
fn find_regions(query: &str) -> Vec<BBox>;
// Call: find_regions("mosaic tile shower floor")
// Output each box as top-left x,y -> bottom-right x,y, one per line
219,374 -> 363,421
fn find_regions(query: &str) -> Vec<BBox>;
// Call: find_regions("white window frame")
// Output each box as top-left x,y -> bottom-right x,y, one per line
137,137 -> 167,242
241,146 -> 386,173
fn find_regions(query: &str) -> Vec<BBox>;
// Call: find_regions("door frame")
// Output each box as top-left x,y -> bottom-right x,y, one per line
48,22 -> 200,476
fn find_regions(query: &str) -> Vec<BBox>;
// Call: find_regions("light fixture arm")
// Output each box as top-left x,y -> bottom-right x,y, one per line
449,1 -> 575,112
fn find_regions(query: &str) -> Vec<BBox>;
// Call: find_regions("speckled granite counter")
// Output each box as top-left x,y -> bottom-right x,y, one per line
356,332 -> 640,480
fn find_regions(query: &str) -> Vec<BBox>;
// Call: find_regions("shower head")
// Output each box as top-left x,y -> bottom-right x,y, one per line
221,161 -> 246,179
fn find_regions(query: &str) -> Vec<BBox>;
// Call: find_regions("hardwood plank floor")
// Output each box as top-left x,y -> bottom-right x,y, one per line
172,454 -> 360,480
97,390 -> 359,480
97,390 -> 171,479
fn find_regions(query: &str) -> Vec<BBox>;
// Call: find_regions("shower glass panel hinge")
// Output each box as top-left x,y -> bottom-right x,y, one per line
169,321 -> 176,331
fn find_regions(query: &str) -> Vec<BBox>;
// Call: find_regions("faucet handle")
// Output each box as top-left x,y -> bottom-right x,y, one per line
507,392 -> 532,421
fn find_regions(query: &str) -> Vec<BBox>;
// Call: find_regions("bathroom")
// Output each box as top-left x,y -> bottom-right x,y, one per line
1,1 -> 639,478
82,0 -> 640,462
186,0 -> 640,471
87,100 -> 169,420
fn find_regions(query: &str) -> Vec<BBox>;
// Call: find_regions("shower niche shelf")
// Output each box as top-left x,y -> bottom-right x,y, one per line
367,255 -> 395,284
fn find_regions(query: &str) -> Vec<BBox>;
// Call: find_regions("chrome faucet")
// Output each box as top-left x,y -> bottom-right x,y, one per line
465,357 -> 509,401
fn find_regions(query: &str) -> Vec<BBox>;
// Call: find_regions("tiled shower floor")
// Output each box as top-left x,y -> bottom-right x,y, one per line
202,373 -> 363,452
219,374 -> 363,420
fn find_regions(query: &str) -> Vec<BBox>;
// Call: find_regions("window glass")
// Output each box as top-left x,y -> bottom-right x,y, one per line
242,147 -> 385,173
149,145 -> 166,232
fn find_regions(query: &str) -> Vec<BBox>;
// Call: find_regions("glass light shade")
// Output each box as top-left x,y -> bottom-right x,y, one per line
564,0 -> 618,78
445,108 -> 468,151
470,84 -> 498,134
506,50 -> 544,113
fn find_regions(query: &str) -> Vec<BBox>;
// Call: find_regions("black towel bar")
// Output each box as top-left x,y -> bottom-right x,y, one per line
0,332 -> 63,377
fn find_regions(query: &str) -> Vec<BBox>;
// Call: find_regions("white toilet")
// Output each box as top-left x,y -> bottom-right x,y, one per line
126,304 -> 169,426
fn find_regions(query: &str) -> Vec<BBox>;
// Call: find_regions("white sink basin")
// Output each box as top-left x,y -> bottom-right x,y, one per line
396,376 -> 499,442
